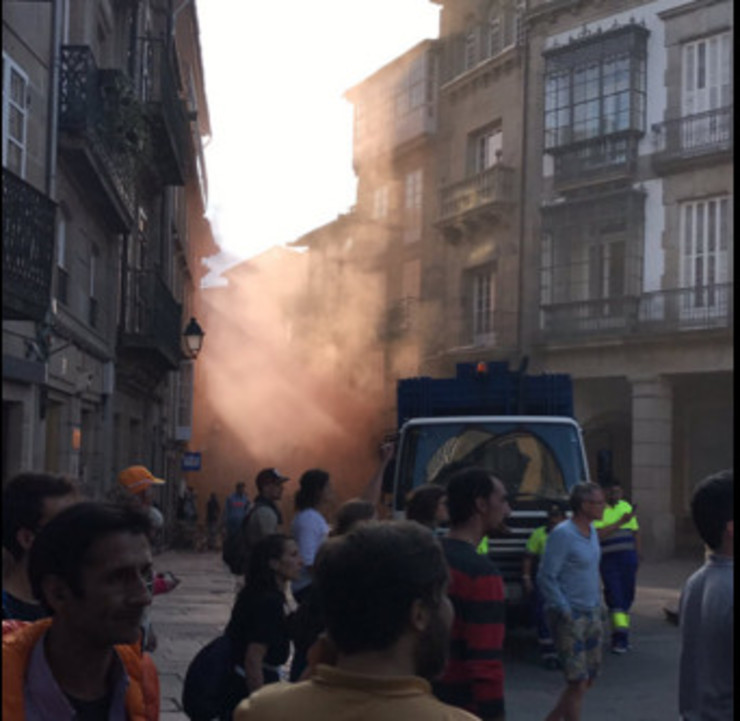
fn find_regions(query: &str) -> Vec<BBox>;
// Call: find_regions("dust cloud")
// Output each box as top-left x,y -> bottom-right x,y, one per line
190,244 -> 392,523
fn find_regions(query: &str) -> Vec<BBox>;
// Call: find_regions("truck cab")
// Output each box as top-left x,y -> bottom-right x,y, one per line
390,362 -> 589,624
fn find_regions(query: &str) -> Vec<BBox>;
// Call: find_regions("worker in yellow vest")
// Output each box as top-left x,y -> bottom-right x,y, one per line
593,479 -> 641,654
521,505 -> 566,668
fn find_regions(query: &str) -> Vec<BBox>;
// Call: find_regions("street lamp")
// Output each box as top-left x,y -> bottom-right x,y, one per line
182,317 -> 205,359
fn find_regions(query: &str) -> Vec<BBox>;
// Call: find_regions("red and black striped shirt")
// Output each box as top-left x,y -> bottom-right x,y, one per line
433,537 -> 506,721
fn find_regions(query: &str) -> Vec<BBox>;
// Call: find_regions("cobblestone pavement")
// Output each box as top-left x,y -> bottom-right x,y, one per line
150,551 -> 235,720
150,549 -> 702,720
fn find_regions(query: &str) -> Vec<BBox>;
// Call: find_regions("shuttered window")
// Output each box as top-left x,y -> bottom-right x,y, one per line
2,53 -> 29,178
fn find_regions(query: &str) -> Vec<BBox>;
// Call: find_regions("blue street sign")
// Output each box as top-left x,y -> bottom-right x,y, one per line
182,452 -> 202,471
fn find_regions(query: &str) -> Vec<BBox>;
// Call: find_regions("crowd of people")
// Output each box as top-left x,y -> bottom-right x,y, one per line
1,460 -> 733,721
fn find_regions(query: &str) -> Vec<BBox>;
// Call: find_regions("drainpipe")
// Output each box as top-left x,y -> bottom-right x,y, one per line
516,16 -> 531,366
36,0 -> 63,472
46,0 -> 62,198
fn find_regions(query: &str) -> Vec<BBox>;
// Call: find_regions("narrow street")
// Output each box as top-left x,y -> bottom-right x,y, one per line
150,549 -> 701,720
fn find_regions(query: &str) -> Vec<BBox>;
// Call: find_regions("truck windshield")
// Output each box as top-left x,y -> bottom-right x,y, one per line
395,420 -> 587,509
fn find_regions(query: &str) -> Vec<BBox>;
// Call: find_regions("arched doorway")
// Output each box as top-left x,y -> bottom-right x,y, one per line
582,412 -> 633,498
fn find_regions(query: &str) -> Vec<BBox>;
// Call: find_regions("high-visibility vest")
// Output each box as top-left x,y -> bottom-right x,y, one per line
593,500 -> 639,554
2,618 -> 160,721
525,525 -> 549,556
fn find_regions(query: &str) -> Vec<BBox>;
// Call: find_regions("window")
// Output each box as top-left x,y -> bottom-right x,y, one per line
2,53 -> 29,177
540,233 -> 553,308
56,213 -> 69,306
402,259 -> 421,300
543,26 -> 648,151
464,28 -> 477,70
588,233 -> 625,315
89,244 -> 99,328
403,169 -> 423,243
471,127 -> 503,173
488,17 -> 502,58
394,52 -> 434,145
680,197 -> 730,311
128,208 -> 148,331
175,362 -> 193,441
472,267 -> 496,345
541,188 -> 645,308
683,33 -> 732,115
513,1 -> 526,47
682,33 -> 732,148
408,55 -> 425,111
372,186 -> 389,220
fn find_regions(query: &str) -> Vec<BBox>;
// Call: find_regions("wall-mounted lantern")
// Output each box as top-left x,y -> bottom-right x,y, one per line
182,317 -> 205,359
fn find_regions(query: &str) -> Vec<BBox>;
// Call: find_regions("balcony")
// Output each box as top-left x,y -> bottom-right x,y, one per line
143,42 -> 191,186
2,169 -> 56,322
551,134 -> 639,191
541,296 -> 640,338
651,107 -> 733,173
119,271 -> 183,371
58,46 -> 137,232
540,284 -> 732,340
638,284 -> 733,333
437,164 -> 515,238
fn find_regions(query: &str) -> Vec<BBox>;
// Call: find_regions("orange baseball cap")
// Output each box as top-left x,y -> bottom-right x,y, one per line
117,465 -> 166,494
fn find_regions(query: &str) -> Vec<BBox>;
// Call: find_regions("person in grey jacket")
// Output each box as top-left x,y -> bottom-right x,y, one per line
679,469 -> 733,721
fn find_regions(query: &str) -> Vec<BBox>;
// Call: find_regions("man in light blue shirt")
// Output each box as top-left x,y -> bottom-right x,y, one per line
537,482 -> 605,721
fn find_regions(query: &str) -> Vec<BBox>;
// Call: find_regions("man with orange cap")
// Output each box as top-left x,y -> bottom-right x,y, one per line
114,466 -> 171,652
117,465 -> 166,505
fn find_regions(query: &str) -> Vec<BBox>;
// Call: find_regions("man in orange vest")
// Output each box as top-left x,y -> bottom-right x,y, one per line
2,502 -> 159,720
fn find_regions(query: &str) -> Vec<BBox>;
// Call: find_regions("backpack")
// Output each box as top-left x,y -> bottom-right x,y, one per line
182,634 -> 234,720
221,529 -> 245,575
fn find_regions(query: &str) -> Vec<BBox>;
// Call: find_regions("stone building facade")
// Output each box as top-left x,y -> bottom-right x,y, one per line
523,0 -> 732,558
2,0 -> 216,525
296,0 -> 732,558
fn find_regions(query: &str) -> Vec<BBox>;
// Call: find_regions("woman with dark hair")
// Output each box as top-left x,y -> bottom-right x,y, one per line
289,469 -> 334,680
291,469 -> 334,597
406,484 -> 449,530
222,533 -> 302,719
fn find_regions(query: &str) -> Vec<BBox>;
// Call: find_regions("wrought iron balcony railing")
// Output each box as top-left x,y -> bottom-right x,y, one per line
637,284 -> 732,332
143,41 -> 190,185
540,284 -> 732,339
438,164 -> 515,224
651,107 -> 733,169
58,46 -> 137,229
120,270 -> 183,370
2,169 -> 56,323
541,296 -> 640,337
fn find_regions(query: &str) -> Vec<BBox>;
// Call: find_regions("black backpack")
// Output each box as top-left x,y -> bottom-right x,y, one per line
182,634 -> 234,720
221,529 -> 245,575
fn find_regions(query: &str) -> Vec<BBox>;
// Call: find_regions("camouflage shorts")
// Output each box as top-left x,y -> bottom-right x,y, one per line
547,607 -> 604,682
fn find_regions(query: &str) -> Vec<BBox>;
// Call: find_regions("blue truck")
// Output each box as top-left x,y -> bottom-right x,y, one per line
391,360 -> 590,624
